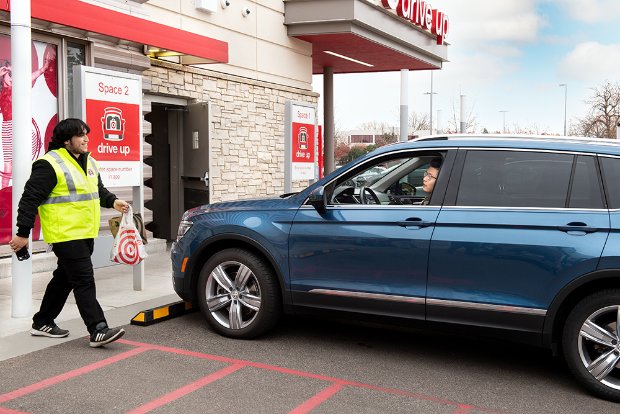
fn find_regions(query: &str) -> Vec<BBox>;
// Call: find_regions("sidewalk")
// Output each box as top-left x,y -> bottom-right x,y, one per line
0,240 -> 180,361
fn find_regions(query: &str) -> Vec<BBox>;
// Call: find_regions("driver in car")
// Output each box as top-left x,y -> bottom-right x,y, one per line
420,157 -> 442,205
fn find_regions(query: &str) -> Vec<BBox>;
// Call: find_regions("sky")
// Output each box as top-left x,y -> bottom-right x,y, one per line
312,0 -> 620,135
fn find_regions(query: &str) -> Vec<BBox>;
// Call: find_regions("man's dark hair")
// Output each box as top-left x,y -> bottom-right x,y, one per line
47,118 -> 90,151
429,157 -> 442,169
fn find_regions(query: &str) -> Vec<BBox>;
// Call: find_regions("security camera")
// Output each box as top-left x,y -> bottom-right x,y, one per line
220,0 -> 230,8
242,7 -> 250,17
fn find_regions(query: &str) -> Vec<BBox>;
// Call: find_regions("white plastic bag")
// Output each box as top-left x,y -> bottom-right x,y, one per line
110,205 -> 147,265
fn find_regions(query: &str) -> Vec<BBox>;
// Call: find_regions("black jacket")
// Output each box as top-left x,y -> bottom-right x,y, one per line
16,149 -> 117,238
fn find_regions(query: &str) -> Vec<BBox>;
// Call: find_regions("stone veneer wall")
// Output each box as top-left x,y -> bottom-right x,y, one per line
142,60 -> 319,203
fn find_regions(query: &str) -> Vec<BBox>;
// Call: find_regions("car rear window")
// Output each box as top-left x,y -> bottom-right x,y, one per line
600,156 -> 620,209
456,150 -> 573,208
568,155 -> 604,209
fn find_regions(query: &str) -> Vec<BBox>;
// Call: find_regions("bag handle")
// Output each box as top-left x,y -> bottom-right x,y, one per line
121,204 -> 134,226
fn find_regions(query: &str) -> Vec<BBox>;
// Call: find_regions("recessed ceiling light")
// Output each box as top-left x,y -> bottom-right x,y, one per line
324,51 -> 374,67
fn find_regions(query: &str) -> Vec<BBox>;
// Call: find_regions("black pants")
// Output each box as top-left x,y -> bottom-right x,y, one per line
33,238 -> 106,334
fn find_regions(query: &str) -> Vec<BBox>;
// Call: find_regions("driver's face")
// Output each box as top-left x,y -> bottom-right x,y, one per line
423,166 -> 439,193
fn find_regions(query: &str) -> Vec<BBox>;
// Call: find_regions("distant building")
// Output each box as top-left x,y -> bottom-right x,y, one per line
343,129 -> 430,146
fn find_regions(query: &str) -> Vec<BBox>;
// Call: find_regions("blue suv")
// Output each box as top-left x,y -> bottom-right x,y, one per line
172,135 -> 620,401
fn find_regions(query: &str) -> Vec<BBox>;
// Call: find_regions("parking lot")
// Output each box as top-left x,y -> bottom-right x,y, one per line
0,311 -> 618,413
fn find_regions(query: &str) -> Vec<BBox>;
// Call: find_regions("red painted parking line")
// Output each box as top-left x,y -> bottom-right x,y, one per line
451,406 -> 477,414
289,383 -> 344,414
0,338 -> 502,414
117,339 -> 503,413
0,406 -> 29,414
127,363 -> 245,414
0,347 -> 148,404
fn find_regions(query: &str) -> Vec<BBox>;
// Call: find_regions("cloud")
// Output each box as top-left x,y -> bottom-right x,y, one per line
441,0 -> 546,46
439,52 -> 518,88
557,0 -> 620,23
559,42 -> 620,81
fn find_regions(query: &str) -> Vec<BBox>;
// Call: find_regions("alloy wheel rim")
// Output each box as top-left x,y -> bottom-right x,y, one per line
205,260 -> 262,329
577,305 -> 620,390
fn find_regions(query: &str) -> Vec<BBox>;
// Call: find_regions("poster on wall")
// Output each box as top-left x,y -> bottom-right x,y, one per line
0,35 -> 58,245
74,66 -> 142,187
284,102 -> 317,192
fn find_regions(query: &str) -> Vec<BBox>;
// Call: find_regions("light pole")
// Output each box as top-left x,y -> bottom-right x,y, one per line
424,71 -> 437,134
499,110 -> 508,133
559,83 -> 567,136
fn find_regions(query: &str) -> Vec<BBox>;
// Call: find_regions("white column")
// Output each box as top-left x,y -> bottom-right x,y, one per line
323,67 -> 334,174
400,69 -> 408,142
11,0 -> 33,318
459,94 -> 466,133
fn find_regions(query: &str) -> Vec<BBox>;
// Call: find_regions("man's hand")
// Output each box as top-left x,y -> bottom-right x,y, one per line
9,236 -> 28,252
113,199 -> 130,214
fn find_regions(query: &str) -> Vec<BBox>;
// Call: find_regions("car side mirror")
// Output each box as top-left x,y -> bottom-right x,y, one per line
308,186 -> 327,214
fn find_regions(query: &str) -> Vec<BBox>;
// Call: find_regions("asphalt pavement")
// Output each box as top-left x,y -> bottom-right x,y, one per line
0,239 -> 178,361
1,312 -> 618,413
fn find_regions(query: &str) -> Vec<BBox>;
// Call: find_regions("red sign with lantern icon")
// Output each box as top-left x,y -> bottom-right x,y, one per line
76,66 -> 142,187
85,99 -> 140,162
292,123 -> 315,163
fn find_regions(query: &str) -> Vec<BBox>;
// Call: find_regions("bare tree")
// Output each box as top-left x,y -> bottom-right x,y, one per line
356,121 -> 394,134
334,118 -> 348,144
446,101 -> 478,133
572,81 -> 620,138
375,132 -> 398,147
510,123 -> 555,135
408,111 -> 430,131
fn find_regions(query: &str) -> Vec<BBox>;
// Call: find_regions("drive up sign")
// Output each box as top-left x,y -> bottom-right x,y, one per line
284,101 -> 317,192
73,66 -> 142,187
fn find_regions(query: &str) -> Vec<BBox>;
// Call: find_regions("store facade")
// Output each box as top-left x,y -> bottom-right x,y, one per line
1,0 -> 448,244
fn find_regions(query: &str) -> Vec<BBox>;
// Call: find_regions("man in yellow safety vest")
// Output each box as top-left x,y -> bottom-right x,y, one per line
9,118 -> 130,348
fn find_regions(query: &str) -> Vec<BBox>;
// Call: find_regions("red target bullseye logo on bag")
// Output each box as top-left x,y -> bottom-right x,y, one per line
114,229 -> 142,265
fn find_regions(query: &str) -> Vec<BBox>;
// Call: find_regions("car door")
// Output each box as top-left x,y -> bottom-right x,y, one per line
427,149 -> 609,337
597,156 -> 620,270
288,149 -> 454,320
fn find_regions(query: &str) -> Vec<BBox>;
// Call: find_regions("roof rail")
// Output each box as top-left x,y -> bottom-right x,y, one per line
410,134 -> 620,146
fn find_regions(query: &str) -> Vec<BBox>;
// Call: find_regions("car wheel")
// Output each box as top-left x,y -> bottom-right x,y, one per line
562,289 -> 620,402
197,248 -> 281,339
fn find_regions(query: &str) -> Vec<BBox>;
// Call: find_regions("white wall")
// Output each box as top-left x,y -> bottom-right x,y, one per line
144,0 -> 313,90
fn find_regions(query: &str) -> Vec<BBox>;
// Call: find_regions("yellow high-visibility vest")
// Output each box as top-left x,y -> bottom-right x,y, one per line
38,149 -> 101,243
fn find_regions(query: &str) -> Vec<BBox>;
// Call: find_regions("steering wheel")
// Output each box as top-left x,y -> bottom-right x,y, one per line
359,187 -> 380,204
400,182 -> 416,195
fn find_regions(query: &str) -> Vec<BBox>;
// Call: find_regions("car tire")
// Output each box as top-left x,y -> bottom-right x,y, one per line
562,289 -> 620,402
197,248 -> 281,339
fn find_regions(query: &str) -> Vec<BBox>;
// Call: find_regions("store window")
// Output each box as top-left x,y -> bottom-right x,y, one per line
67,42 -> 86,117
0,34 -> 59,243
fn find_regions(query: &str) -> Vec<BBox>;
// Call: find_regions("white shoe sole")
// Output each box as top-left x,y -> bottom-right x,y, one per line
89,328 -> 125,348
30,329 -> 69,338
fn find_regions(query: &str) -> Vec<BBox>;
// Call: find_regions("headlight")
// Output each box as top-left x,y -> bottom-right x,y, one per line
176,220 -> 193,242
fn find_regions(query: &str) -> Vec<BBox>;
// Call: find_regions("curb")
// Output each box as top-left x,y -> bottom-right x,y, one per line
130,300 -> 196,326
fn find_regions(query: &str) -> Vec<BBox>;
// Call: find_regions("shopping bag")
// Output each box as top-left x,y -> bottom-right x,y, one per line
109,211 -> 148,244
110,205 -> 147,265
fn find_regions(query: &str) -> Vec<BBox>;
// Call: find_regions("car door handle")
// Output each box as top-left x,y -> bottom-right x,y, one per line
397,218 -> 432,228
557,222 -> 597,233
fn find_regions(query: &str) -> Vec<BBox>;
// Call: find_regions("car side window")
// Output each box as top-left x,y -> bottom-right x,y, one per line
569,155 -> 604,209
326,153 -> 444,206
600,156 -> 620,209
456,150 -> 573,208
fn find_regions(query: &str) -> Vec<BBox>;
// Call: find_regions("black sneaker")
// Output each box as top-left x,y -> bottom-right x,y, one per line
30,323 -> 69,338
89,326 -> 125,348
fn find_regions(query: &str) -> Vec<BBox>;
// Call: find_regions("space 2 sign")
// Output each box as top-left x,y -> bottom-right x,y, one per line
75,66 -> 142,187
